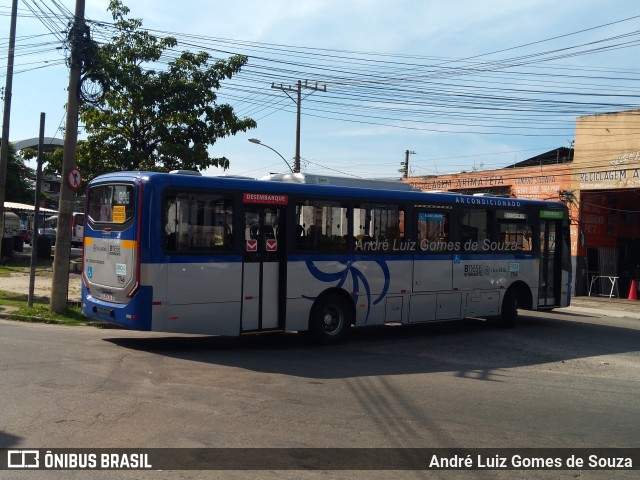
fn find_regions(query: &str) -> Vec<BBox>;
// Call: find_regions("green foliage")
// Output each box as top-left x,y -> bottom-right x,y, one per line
0,259 -> 86,325
0,290 -> 88,325
2,142 -> 35,203
23,141 -> 103,196
76,0 -> 256,176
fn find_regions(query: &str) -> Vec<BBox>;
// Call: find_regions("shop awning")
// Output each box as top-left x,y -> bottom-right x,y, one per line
4,201 -> 57,214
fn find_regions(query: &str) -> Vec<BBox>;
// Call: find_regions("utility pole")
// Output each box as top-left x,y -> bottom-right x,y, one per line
295,81 -> 301,173
29,113 -> 45,307
50,0 -> 86,312
272,80 -> 326,173
403,150 -> 416,179
0,0 -> 18,260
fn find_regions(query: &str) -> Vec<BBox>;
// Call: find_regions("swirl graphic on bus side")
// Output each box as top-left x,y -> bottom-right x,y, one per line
303,259 -> 390,324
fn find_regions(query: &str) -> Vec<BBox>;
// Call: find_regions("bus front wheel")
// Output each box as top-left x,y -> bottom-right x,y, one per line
309,294 -> 352,344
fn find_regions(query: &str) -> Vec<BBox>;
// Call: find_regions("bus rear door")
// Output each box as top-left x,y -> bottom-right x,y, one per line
241,204 -> 286,333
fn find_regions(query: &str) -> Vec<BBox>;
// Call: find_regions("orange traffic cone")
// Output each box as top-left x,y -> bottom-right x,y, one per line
628,280 -> 638,301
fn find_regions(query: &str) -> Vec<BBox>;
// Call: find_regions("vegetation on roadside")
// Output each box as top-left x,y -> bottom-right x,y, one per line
0,265 -> 27,276
0,255 -> 57,271
1,253 -> 92,326
0,265 -> 53,277
0,290 -> 89,326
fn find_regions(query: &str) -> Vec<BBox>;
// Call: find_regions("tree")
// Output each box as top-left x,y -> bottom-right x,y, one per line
23,141 -> 101,197
3,142 -> 35,204
75,0 -> 256,177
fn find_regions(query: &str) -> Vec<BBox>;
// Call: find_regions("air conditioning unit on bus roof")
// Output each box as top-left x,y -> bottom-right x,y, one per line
169,170 -> 202,176
260,172 -> 415,191
216,174 -> 257,180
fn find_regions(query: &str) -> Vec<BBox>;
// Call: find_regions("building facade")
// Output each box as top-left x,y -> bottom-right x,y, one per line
406,109 -> 640,297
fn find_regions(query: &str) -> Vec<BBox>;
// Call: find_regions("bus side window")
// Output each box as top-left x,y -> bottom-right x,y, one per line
166,232 -> 177,250
163,192 -> 233,253
295,224 -> 305,248
496,210 -> 532,252
461,208 -> 489,252
296,201 -> 348,252
354,203 -> 404,251
306,225 -> 320,249
499,223 -> 532,252
223,223 -> 233,249
417,211 -> 450,252
164,196 -> 178,251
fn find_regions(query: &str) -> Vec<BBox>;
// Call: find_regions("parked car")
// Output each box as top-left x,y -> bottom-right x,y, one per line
19,229 -> 31,245
37,227 -> 56,246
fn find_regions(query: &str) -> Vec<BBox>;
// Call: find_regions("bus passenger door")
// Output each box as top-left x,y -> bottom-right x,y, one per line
241,207 -> 285,332
410,209 -> 453,322
539,219 -> 560,307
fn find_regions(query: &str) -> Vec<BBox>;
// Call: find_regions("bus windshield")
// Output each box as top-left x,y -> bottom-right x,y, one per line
88,184 -> 135,224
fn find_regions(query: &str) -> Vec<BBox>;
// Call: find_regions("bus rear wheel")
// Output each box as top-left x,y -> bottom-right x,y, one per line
309,294 -> 352,344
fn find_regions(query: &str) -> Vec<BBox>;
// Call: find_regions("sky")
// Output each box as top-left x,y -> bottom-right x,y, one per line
2,0 -> 640,180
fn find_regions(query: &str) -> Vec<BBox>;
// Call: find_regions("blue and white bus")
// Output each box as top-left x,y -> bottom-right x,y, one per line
81,171 -> 571,343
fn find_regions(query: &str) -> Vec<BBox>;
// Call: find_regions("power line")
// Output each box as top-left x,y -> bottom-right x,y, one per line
12,6 -> 640,179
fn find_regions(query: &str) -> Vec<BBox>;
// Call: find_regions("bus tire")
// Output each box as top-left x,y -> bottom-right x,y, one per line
499,289 -> 518,328
309,293 -> 352,344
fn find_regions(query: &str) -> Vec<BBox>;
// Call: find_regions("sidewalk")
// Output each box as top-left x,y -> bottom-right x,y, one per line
562,295 -> 640,320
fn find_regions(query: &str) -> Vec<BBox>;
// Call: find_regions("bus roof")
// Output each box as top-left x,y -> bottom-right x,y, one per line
89,171 -> 567,210
260,172 -> 415,191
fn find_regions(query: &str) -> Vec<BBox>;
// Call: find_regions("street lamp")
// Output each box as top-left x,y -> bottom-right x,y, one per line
248,138 -> 294,173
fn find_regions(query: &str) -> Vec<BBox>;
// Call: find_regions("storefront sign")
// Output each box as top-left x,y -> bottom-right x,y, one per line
610,150 -> 640,167
512,175 -> 562,198
578,168 -> 640,189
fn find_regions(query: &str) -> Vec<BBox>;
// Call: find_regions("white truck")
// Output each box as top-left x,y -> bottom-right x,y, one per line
2,211 -> 21,256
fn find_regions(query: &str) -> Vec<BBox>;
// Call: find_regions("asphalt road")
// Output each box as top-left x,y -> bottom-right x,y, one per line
1,310 -> 639,479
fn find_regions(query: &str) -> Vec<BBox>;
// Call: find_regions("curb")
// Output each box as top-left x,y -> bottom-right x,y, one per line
559,305 -> 640,320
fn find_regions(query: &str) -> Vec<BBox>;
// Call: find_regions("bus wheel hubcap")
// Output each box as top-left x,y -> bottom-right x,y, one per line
322,307 -> 342,334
